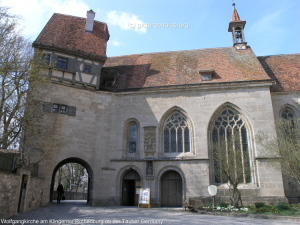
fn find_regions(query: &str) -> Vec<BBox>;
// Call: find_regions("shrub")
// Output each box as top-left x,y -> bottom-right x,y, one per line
219,202 -> 229,208
276,202 -> 290,211
254,202 -> 266,209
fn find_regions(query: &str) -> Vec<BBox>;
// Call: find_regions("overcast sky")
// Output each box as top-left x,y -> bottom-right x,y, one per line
2,0 -> 299,57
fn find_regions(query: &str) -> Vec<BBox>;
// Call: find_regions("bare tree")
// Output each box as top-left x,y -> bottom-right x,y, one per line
54,163 -> 87,192
257,119 -> 300,186
213,131 -> 251,208
0,6 -> 48,150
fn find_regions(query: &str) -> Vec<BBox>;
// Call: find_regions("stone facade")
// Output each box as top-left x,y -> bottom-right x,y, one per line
25,8 -> 300,208
30,81 -> 291,207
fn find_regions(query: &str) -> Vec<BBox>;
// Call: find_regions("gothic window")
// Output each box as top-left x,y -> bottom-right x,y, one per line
212,108 -> 251,184
281,107 -> 295,120
128,122 -> 138,153
163,111 -> 190,153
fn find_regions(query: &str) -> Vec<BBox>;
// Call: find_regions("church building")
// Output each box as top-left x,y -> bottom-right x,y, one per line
29,4 -> 300,207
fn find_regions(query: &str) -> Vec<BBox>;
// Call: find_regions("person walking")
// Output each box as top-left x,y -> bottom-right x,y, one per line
57,183 -> 64,203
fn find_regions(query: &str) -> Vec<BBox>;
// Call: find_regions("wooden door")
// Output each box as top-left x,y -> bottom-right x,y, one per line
161,171 -> 182,207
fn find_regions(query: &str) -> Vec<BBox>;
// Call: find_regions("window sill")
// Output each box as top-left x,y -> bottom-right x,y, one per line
163,152 -> 195,158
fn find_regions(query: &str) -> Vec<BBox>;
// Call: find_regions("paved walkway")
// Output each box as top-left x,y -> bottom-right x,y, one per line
2,201 -> 300,225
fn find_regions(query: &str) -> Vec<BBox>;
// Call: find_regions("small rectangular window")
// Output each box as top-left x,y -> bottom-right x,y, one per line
43,54 -> 50,64
201,74 -> 212,81
52,104 -> 59,113
60,105 -> 67,114
56,57 -> 68,70
84,65 -> 91,73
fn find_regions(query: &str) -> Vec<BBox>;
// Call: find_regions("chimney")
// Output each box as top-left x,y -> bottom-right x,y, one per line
85,10 -> 95,33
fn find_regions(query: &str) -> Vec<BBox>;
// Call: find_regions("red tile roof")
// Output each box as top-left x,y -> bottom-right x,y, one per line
103,47 -> 271,90
258,54 -> 300,92
33,13 -> 109,61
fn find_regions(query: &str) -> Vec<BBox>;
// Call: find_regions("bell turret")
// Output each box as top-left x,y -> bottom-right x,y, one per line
228,3 -> 247,50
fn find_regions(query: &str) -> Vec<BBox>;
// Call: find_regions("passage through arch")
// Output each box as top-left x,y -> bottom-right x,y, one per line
50,158 -> 93,204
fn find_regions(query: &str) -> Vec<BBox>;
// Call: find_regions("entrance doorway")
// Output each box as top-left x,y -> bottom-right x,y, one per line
161,170 -> 182,207
122,169 -> 140,206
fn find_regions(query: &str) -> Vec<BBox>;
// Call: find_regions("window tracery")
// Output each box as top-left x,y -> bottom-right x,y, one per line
163,112 -> 190,153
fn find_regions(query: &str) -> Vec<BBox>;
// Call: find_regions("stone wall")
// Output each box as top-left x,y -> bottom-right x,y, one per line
0,173 -> 20,218
25,177 -> 44,212
0,170 -> 44,218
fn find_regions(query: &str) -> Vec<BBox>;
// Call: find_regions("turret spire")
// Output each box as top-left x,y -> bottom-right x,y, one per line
231,3 -> 241,21
228,2 -> 247,50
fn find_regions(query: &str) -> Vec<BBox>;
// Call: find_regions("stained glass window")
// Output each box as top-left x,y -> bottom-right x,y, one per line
212,108 -> 251,184
164,112 -> 190,153
281,108 -> 295,120
129,123 -> 137,153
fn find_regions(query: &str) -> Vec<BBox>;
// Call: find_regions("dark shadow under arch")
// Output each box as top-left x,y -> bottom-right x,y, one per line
50,157 -> 93,204
121,168 -> 141,206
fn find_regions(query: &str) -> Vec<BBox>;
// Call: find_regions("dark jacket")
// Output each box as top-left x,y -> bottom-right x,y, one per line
57,184 -> 64,194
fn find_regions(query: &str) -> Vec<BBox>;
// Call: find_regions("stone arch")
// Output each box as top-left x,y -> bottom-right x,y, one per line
158,106 -> 195,156
155,166 -> 186,206
116,165 -> 143,205
50,157 -> 93,204
207,102 -> 257,185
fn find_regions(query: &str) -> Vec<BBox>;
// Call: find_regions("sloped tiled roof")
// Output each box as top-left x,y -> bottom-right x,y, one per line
258,54 -> 300,92
103,47 -> 271,90
33,13 -> 109,61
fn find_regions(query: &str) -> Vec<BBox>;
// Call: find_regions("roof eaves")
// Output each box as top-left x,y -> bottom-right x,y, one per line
32,42 -> 107,61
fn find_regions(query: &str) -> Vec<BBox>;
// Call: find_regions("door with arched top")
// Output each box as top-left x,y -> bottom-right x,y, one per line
122,169 -> 140,206
161,170 -> 182,207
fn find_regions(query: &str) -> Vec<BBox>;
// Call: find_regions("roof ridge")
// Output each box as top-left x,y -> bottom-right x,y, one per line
107,46 -> 236,58
52,12 -> 108,25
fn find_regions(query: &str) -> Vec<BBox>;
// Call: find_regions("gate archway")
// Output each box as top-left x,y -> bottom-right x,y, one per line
160,170 -> 183,207
50,157 -> 93,204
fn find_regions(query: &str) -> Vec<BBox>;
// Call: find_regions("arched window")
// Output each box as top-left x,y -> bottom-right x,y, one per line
163,111 -> 190,153
212,108 -> 251,184
128,123 -> 137,153
281,107 -> 295,120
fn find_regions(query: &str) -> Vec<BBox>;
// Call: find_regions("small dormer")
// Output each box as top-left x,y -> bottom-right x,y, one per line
199,69 -> 215,81
228,3 -> 247,50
